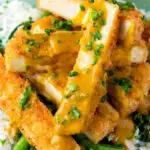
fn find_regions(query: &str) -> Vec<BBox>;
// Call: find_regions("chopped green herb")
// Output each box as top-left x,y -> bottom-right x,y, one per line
68,83 -> 78,92
26,47 -> 32,52
109,0 -> 135,10
34,56 -> 41,59
105,69 -> 115,77
102,80 -> 106,87
76,39 -> 80,44
68,106 -> 80,120
22,17 -> 32,31
94,21 -> 101,27
92,10 -> 98,21
41,11 -> 52,18
29,40 -> 40,47
51,18 -> 72,31
45,28 -> 51,36
24,103 -> 31,109
98,10 -> 104,17
92,44 -> 103,65
26,66 -> 30,71
57,40 -> 62,44
69,71 -> 79,77
86,41 -> 93,50
101,18 -> 106,25
141,15 -> 145,20
51,72 -> 58,77
0,139 -> 6,145
25,39 -> 29,44
80,4 -> 85,11
26,30 -> 30,35
89,0 -> 94,3
92,30 -> 102,41
110,78 -> 132,94
19,86 -> 32,109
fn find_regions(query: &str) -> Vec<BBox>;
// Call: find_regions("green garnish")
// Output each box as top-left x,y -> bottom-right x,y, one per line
105,69 -> 115,77
19,86 -> 32,109
101,18 -> 106,25
92,44 -> 104,65
26,47 -> 32,52
92,10 -> 98,21
45,28 -> 51,36
80,4 -> 85,11
29,40 -> 40,48
25,66 -> 30,71
68,106 -> 80,120
89,0 -> 94,3
51,18 -> 73,31
92,30 -> 102,41
109,0 -> 135,11
51,72 -> 58,77
76,39 -> 80,44
41,12 -> 52,18
110,78 -> 132,94
0,139 -> 6,145
68,83 -> 79,92
0,39 -> 4,53
102,80 -> 106,87
98,10 -> 104,17
86,41 -> 93,50
69,71 -> 79,77
34,56 -> 41,59
25,39 -> 29,44
22,17 -> 32,32
57,40 -> 62,43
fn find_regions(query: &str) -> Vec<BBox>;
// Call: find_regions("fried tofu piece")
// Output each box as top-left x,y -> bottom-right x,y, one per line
5,20 -> 82,73
119,10 -> 144,49
37,0 -> 83,26
84,102 -> 119,144
54,1 -> 119,135
111,44 -> 148,67
0,55 -> 80,150
111,10 -> 148,67
24,52 -> 77,106
108,63 -> 150,117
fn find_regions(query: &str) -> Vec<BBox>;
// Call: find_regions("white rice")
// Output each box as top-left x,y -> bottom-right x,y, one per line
0,0 -> 42,46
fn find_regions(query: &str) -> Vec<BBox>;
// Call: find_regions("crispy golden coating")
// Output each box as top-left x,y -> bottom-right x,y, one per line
84,102 -> 119,144
5,16 -> 82,73
55,2 -> 120,135
0,55 -> 80,150
119,10 -> 144,48
108,63 -> 150,117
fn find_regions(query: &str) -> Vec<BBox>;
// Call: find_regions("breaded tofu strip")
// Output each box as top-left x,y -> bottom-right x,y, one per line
0,55 -> 80,150
111,10 -> 148,67
108,63 -> 150,117
119,10 -> 144,49
5,17 -> 82,73
111,43 -> 148,67
84,102 -> 119,144
54,1 -> 119,135
25,52 -> 76,105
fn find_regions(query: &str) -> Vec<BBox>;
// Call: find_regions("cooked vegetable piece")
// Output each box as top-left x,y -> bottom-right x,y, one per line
55,1 -> 119,135
13,136 -> 30,150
